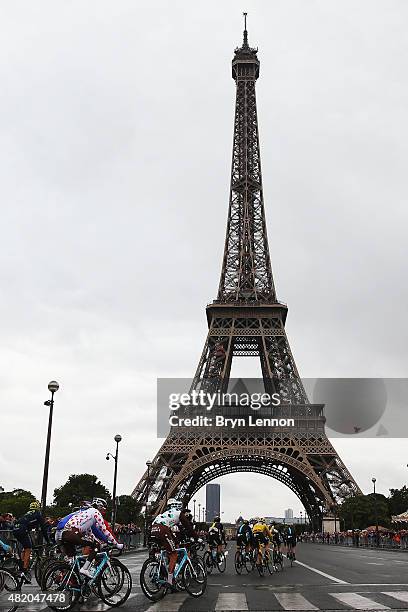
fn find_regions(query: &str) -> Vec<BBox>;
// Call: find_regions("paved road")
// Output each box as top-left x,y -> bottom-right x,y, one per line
15,543 -> 408,610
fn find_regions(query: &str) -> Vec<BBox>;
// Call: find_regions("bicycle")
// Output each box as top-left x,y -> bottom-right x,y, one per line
272,546 -> 284,571
286,546 -> 296,567
255,543 -> 274,576
203,543 -> 227,574
140,541 -> 206,602
0,566 -> 22,612
42,545 -> 131,610
234,544 -> 254,574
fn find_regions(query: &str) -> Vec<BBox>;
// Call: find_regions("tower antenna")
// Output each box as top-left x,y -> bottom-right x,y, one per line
243,12 -> 248,47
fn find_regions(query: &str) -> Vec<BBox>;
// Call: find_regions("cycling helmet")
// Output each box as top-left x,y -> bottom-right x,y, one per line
92,498 -> 108,510
166,498 -> 183,511
29,501 -> 41,511
213,516 -> 220,522
260,517 -> 266,523
243,519 -> 249,524
80,500 -> 92,509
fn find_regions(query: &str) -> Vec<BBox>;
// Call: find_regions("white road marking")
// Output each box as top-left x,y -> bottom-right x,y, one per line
215,592 -> 248,610
274,593 -> 318,610
367,562 -> 384,565
330,592 -> 390,610
292,558 -> 349,584
383,591 -> 408,604
147,593 -> 188,610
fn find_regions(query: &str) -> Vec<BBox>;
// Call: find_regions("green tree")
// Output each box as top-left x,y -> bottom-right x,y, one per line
388,486 -> 408,516
53,474 -> 111,509
0,489 -> 36,518
339,494 -> 390,530
114,495 -> 143,526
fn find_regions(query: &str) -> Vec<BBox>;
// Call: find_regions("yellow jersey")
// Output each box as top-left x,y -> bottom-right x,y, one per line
252,523 -> 272,538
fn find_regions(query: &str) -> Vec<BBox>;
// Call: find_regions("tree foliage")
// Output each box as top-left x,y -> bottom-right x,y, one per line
338,493 -> 390,530
388,485 -> 408,516
0,489 -> 36,518
53,474 -> 111,508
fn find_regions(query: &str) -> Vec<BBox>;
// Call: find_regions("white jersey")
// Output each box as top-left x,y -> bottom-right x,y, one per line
153,508 -> 182,528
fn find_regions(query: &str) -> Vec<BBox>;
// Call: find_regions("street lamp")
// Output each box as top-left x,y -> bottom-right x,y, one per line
372,477 -> 379,547
143,461 -> 152,546
106,434 -> 122,531
198,502 -> 201,525
202,506 -> 205,523
41,381 -> 59,511
193,499 -> 196,522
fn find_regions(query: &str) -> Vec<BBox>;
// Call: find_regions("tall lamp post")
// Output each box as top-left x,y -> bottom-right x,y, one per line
193,499 -> 196,522
202,506 -> 205,523
41,381 -> 59,511
106,434 -> 122,531
372,477 -> 379,547
143,461 -> 152,546
198,503 -> 201,526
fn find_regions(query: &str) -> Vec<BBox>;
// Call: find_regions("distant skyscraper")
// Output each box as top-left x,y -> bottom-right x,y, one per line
206,484 -> 220,522
285,508 -> 294,519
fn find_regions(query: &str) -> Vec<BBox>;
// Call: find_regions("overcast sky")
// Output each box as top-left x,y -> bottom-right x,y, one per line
1,1 -> 407,522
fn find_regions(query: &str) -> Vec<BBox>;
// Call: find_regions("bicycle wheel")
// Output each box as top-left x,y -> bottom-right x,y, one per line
203,551 -> 214,575
216,552 -> 226,573
182,558 -> 207,598
0,568 -> 20,612
43,561 -> 80,611
98,557 -> 125,596
234,550 -> 243,575
98,559 -> 132,607
139,559 -> 167,602
265,552 -> 274,575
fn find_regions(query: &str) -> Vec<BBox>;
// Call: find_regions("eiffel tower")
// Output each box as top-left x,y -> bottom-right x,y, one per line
132,16 -> 361,529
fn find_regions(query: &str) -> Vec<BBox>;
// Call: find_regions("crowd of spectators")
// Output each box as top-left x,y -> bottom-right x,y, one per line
302,528 -> 408,549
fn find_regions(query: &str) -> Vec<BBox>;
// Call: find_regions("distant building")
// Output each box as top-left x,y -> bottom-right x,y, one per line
285,508 -> 294,520
206,484 -> 220,522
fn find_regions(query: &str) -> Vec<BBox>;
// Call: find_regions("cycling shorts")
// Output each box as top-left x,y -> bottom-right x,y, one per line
253,532 -> 268,546
150,524 -> 176,554
237,532 -> 251,547
13,529 -> 32,550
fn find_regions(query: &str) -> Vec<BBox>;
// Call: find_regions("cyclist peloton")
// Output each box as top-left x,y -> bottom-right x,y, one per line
151,499 -> 198,588
207,516 -> 226,559
55,498 -> 123,578
252,518 -> 272,567
286,525 -> 297,560
13,500 -> 51,583
236,519 -> 252,559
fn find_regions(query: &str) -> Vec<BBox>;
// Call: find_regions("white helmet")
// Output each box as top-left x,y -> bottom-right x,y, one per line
92,498 -> 107,510
167,498 -> 183,511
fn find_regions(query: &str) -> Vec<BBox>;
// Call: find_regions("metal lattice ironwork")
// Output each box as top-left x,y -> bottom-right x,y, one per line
132,20 -> 361,529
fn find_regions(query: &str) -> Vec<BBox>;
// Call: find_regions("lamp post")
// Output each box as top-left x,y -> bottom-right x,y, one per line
106,434 -> 122,531
300,510 -> 303,528
41,381 -> 59,511
198,503 -> 201,526
143,461 -> 152,546
202,506 -> 205,523
193,499 -> 196,522
372,477 -> 379,547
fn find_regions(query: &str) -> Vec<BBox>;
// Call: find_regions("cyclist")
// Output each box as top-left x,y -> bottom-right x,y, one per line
56,498 -> 123,578
270,523 -> 282,552
252,518 -> 272,567
286,525 -> 297,560
13,500 -> 50,583
151,498 -> 197,588
207,516 -> 226,559
236,519 -> 252,559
